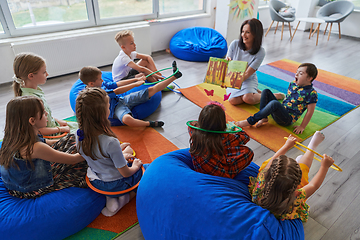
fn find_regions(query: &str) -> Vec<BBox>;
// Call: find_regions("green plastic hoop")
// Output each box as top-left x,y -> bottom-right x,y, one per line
186,120 -> 243,134
143,67 -> 179,85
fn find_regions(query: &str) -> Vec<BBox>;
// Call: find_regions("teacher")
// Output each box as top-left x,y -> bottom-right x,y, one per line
226,18 -> 283,105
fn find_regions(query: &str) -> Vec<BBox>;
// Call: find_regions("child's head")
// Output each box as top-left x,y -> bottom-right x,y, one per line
0,96 -> 45,169
75,87 -> 116,159
12,53 -> 47,96
296,63 -> 318,86
115,30 -> 136,53
198,102 -> 226,131
189,102 -> 226,159
260,155 -> 302,216
79,66 -> 103,87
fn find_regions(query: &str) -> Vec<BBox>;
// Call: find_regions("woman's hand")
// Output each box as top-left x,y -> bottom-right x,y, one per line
225,56 -> 232,61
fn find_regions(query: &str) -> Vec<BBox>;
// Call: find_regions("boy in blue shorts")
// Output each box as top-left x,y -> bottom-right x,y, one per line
79,61 -> 182,127
236,63 -> 318,134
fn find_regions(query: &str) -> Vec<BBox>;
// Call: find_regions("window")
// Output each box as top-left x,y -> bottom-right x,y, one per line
6,0 -> 89,28
159,0 -> 204,15
0,0 -> 206,38
348,0 -> 360,9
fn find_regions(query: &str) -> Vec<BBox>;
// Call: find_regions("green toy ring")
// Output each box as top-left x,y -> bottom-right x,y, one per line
143,67 -> 179,85
186,120 -> 243,134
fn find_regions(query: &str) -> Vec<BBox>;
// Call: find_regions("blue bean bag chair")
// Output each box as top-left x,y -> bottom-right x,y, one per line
169,27 -> 227,62
69,71 -> 162,126
137,149 -> 305,240
0,141 -> 105,240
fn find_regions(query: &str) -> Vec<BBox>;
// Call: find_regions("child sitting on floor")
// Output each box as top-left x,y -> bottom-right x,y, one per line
112,29 -> 162,82
236,63 -> 318,134
249,132 -> 334,222
12,52 -> 77,136
188,102 -> 254,178
75,87 -> 148,216
79,61 -> 182,127
0,96 -> 87,199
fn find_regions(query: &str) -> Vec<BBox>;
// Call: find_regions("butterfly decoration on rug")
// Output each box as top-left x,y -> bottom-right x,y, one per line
204,89 -> 231,102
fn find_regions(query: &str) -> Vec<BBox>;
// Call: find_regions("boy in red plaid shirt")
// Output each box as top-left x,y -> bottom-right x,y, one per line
188,102 -> 254,178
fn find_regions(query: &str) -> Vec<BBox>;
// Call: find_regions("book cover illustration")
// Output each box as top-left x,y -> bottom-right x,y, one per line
204,57 -> 247,89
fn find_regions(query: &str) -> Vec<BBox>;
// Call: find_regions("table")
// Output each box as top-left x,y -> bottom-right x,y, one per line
291,17 -> 326,46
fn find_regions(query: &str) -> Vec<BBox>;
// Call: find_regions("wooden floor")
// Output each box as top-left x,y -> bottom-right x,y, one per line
0,29 -> 359,240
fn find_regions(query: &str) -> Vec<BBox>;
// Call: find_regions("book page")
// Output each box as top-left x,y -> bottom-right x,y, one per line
204,57 -> 228,86
223,60 -> 247,89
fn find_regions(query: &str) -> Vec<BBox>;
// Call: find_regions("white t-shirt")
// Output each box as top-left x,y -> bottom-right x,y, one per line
112,50 -> 138,81
76,134 -> 127,182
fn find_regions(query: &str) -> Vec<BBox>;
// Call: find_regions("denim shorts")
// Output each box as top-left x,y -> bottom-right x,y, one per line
90,163 -> 149,198
114,88 -> 149,124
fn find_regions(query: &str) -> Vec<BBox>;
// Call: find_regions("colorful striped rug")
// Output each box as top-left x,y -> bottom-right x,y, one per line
180,59 -> 360,151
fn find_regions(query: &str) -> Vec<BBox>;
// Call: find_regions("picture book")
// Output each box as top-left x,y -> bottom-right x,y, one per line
204,57 -> 248,89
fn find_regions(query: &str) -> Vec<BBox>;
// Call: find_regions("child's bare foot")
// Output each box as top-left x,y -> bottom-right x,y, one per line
236,120 -> 251,128
274,93 -> 286,100
255,118 -> 268,128
308,131 -> 325,150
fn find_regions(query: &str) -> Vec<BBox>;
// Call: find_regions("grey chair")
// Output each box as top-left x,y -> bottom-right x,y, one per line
265,0 -> 295,40
316,1 -> 354,40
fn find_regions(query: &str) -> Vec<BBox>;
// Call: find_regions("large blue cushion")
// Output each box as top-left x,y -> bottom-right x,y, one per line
0,143 -> 105,240
69,71 -> 162,126
137,149 -> 304,240
169,27 -> 227,62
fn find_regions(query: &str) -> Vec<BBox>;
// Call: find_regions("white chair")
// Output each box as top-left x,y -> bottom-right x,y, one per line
265,0 -> 295,40
316,1 -> 354,41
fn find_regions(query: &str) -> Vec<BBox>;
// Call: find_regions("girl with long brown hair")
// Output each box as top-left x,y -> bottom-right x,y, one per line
0,96 -> 86,199
76,87 -> 147,217
188,102 -> 254,178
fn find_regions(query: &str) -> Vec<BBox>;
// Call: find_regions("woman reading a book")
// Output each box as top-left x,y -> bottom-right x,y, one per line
226,18 -> 284,105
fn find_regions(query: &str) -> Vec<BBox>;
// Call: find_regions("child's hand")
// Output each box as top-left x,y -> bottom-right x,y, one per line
321,154 -> 334,169
60,126 -> 70,133
225,56 -> 232,61
284,135 -> 297,148
57,119 -> 68,126
293,125 -> 305,134
133,158 -> 143,168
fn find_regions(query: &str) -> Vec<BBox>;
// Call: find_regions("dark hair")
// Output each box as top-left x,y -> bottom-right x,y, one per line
189,104 -> 227,160
238,18 -> 264,55
299,63 -> 318,82
79,66 -> 102,85
258,155 -> 302,216
0,96 -> 45,169
75,87 -> 116,160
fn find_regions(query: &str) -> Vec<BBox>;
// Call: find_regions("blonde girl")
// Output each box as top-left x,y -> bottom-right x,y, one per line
12,52 -> 77,136
249,132 -> 334,222
75,87 -> 146,217
0,96 -> 87,198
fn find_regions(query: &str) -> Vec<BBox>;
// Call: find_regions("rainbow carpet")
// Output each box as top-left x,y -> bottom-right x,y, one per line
180,59 -> 360,151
